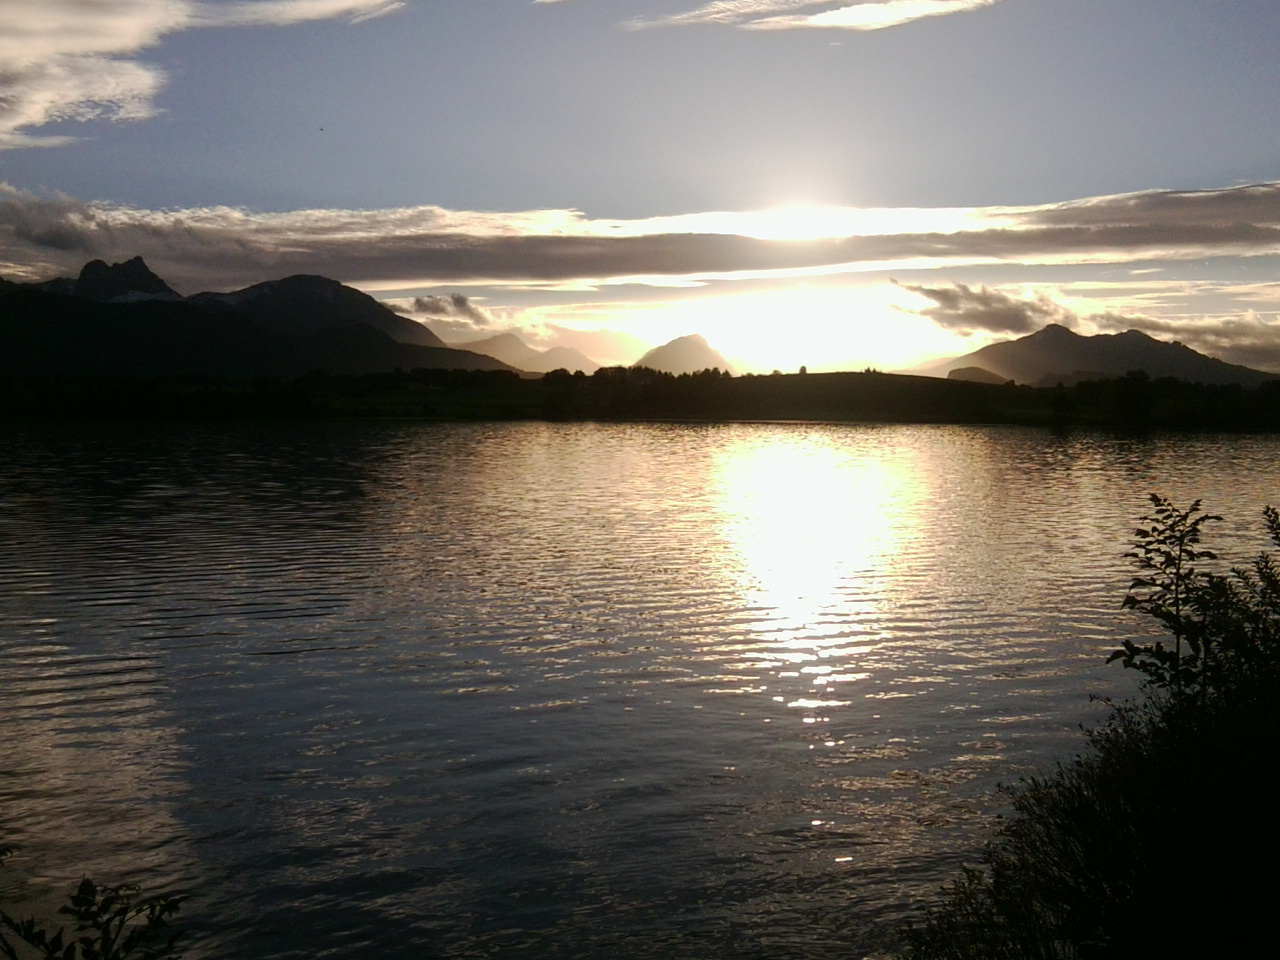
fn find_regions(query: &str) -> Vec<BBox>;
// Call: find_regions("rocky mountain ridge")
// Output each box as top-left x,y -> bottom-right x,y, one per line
0,258 -> 513,379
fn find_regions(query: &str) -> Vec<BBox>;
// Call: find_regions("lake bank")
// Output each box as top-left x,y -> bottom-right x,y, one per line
5,366 -> 1280,430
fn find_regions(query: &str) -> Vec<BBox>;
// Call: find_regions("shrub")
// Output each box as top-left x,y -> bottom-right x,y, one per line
0,869 -> 184,960
1110,493 -> 1280,696
904,496 -> 1280,959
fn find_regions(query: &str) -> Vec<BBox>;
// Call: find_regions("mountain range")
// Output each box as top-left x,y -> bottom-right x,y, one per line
0,257 -> 513,379
455,332 -> 601,374
921,324 -> 1276,388
4,258 -> 1274,389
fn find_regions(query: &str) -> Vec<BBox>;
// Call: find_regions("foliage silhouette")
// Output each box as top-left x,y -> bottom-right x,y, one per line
1109,494 -> 1221,693
1112,494 -> 1280,697
905,496 -> 1280,959
0,863 -> 184,960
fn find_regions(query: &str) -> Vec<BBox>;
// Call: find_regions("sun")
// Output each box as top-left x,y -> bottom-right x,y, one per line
614,283 -> 969,374
744,206 -> 864,241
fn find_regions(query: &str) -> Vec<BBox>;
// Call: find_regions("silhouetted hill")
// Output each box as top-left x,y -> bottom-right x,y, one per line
459,332 -> 600,373
922,324 -> 1276,387
0,287 -> 512,379
0,289 -> 287,379
190,274 -> 445,347
0,259 -> 516,380
948,366 -> 1008,384
289,325 -> 506,376
25,256 -> 180,301
75,256 -> 181,302
538,346 -> 600,374
634,334 -> 732,375
457,332 -> 540,368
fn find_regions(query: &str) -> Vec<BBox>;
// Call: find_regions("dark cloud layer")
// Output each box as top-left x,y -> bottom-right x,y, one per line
5,182 -> 1280,293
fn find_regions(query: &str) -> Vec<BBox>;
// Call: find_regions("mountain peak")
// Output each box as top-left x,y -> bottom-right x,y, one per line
1031,323 -> 1080,339
200,273 -> 445,348
634,333 -> 732,375
75,256 -> 180,302
487,332 -> 527,346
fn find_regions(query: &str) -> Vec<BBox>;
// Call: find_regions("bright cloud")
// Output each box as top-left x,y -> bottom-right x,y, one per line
0,0 -> 402,149
749,0 -> 1001,31
627,0 -> 1001,31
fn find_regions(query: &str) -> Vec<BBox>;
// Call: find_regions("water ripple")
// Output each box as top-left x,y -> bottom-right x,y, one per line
1,421 -> 1278,958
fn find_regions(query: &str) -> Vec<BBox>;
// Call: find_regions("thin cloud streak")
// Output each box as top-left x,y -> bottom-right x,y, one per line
5,182 -> 1280,292
626,0 -> 825,30
627,0 -> 1001,31
0,0 -> 402,149
748,0 -> 1000,31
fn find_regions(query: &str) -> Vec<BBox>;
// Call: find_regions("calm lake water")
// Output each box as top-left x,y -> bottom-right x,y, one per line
2,421 -> 1278,958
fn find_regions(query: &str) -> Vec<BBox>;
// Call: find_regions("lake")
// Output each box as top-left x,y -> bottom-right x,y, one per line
2,420 -> 1277,958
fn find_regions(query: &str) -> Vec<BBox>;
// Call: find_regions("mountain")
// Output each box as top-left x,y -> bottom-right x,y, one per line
0,287 -> 514,379
921,324 -> 1276,387
190,274 -> 445,347
458,332 -> 600,373
0,260 -> 514,379
27,256 -> 182,302
537,346 -> 600,374
75,256 -> 181,302
634,334 -> 732,375
947,366 -> 1009,385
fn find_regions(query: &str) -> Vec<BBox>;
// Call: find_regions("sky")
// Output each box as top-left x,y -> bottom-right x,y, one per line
3,0 -> 1280,373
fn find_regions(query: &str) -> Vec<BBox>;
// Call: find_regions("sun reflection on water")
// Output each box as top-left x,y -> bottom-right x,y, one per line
712,429 -> 925,657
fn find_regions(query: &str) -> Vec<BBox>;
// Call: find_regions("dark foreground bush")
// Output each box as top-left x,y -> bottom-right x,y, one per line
906,497 -> 1280,959
0,869 -> 184,960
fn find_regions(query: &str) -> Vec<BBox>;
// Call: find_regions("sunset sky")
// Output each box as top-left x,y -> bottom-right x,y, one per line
4,0 -> 1280,372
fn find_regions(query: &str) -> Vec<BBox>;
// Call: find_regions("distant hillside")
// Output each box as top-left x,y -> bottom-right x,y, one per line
921,324 -> 1276,387
190,274 -> 445,347
459,332 -> 600,373
1,258 -> 513,379
948,366 -> 1009,384
634,334 -> 732,375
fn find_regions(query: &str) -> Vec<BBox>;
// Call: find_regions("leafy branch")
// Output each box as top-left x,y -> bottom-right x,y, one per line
0,862 -> 184,960
1112,495 -> 1280,699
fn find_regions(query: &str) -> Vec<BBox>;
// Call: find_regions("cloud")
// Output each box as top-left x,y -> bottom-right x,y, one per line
5,181 -> 1280,293
412,293 -> 493,325
412,293 -> 496,343
189,0 -> 404,28
0,0 -> 403,149
748,0 -> 1001,31
381,292 -> 505,339
895,281 -> 1074,334
626,1 -> 824,30
627,0 -> 1001,31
